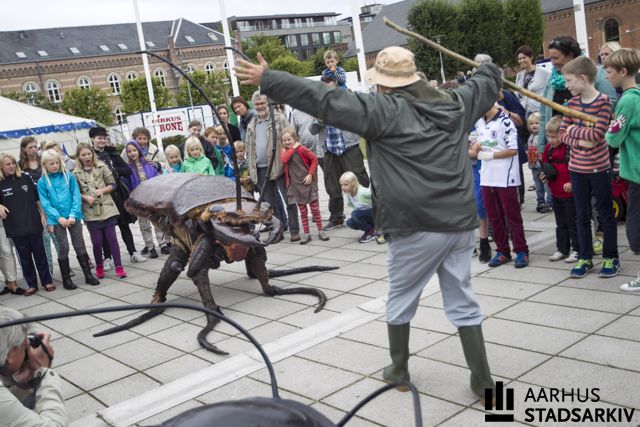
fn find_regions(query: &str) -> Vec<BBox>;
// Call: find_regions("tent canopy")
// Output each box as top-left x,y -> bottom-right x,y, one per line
0,96 -> 95,139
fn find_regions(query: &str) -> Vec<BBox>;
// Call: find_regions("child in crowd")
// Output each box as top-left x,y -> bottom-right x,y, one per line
122,127 -> 166,165
526,113 -> 553,213
540,116 -> 579,263
471,103 -> 529,268
321,50 -> 347,90
38,149 -> 99,288
604,48 -> 640,291
43,141 -> 76,171
163,144 -> 182,173
74,143 -> 126,280
181,137 -> 216,175
232,140 -> 254,194
125,140 -> 167,258
0,153 -> 53,295
340,171 -> 377,243
467,129 -> 491,263
558,56 -> 618,278
214,125 -> 234,178
280,127 -> 328,244
203,126 -> 224,174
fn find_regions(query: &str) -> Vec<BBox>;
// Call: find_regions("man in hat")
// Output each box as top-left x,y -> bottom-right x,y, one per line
236,46 -> 502,401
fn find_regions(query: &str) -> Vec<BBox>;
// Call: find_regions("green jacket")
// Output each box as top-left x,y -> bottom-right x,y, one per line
261,64 -> 502,234
181,156 -> 215,175
606,86 -> 640,184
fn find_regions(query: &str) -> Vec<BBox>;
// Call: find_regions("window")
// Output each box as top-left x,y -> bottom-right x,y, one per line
284,35 -> 298,48
114,106 -> 126,124
69,47 -> 80,54
324,16 -> 336,26
185,35 -> 195,43
323,32 -> 331,45
305,17 -> 313,27
126,70 -> 138,81
107,73 -> 121,95
333,31 -> 342,43
185,64 -> 196,74
77,76 -> 91,90
205,62 -> 216,75
37,50 -> 48,57
46,80 -> 62,103
99,45 -> 110,52
223,61 -> 229,73
604,18 -> 620,42
312,33 -> 321,47
207,32 -> 218,41
281,19 -> 291,29
15,51 -> 27,58
300,34 -> 309,47
154,68 -> 166,87
146,41 -> 156,47
117,43 -> 129,50
293,18 -> 303,28
22,82 -> 39,104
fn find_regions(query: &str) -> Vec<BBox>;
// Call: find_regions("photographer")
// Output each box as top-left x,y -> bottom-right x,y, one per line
0,307 -> 68,427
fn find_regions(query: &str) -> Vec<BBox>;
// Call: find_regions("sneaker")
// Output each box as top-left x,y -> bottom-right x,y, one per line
259,223 -> 273,233
479,241 -> 491,263
620,274 -> 640,292
148,248 -> 159,259
130,252 -> 147,263
323,220 -> 344,231
599,258 -> 620,278
141,247 -> 149,256
318,231 -> 330,241
358,229 -> 376,243
300,234 -> 311,245
514,252 -> 529,268
488,252 -> 512,267
115,266 -> 127,279
95,265 -> 105,279
549,251 -> 568,262
473,248 -> 478,257
375,234 -> 387,244
290,232 -> 301,242
103,258 -> 114,271
527,185 -> 536,191
570,259 -> 594,278
160,245 -> 171,255
564,251 -> 579,263
593,236 -> 603,256
536,203 -> 552,214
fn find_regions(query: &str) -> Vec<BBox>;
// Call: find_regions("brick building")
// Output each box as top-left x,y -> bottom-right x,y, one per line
0,19 -> 231,125
542,0 -> 640,59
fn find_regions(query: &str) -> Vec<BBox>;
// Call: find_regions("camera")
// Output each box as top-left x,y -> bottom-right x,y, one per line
27,333 -> 43,349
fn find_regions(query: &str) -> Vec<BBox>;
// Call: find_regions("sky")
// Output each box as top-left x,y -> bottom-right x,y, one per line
0,0 -> 392,31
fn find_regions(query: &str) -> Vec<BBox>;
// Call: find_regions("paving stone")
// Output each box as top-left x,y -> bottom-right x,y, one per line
331,263 -> 389,280
479,265 -> 568,285
341,320 -> 450,353
274,244 -> 331,257
482,318 -> 586,354
196,376 -> 275,403
299,272 -> 374,292
51,336 -> 96,366
0,292 -> 50,310
351,280 -> 389,298
314,248 -> 376,262
191,336 -> 257,363
279,305 -> 342,328
500,300 -> 620,333
417,335 -> 550,379
411,306 -> 458,334
470,276 -> 550,300
205,287 -> 256,307
359,252 -> 388,266
406,357 -> 481,405
104,337 -> 185,370
92,373 -> 161,406
597,315 -> 640,341
149,322 -> 223,353
40,312 -> 105,336
309,402 -> 379,427
559,335 -> 640,372
60,377 -> 83,400
324,293 -> 373,312
188,308 -> 272,336
529,286 -> 640,314
520,357 -> 640,410
297,337 -> 390,375
559,273 -> 638,293
144,354 -> 212,384
250,356 -> 362,400
57,353 -> 135,390
69,323 -> 140,352
84,282 -> 145,299
84,300 -> 146,322
245,320 -> 300,344
420,292 -> 519,317
65,393 -> 107,422
263,252 -> 305,266
110,312 -> 183,337
230,295 -> 307,320
138,400 -> 204,426
439,407 -> 529,426
322,377 -> 465,427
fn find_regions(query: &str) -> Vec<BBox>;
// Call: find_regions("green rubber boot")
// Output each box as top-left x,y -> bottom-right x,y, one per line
382,323 -> 410,392
459,325 -> 495,403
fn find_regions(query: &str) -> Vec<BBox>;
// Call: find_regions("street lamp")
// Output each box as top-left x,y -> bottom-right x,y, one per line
434,35 -> 446,84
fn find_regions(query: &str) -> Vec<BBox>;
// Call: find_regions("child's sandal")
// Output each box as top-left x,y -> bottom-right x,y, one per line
44,283 -> 56,292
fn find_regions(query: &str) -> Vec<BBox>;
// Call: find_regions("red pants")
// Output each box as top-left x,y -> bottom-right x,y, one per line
481,186 -> 528,254
298,200 -> 323,234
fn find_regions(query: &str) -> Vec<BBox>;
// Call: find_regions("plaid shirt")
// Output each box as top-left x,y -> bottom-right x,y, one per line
325,125 -> 346,155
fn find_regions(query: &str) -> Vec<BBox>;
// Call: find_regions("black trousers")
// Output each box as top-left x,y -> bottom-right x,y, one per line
324,145 -> 370,222
13,232 -> 52,289
104,215 -> 137,258
552,196 -> 579,255
627,181 -> 640,253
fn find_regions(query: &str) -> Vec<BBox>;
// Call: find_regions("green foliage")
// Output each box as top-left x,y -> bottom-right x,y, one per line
241,35 -> 292,63
176,70 -> 226,107
120,77 -> 173,114
504,0 -> 544,65
2,91 -> 60,112
457,0 -> 509,67
151,134 -> 185,148
271,55 -> 312,76
60,87 -> 113,125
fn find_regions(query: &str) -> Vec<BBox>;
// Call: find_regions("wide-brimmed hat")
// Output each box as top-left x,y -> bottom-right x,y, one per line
366,46 -> 421,88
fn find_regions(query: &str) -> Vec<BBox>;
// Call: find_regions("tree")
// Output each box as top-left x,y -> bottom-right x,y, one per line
271,55 -> 312,77
60,87 -> 113,125
2,90 -> 60,112
176,70 -> 227,107
242,34 -> 292,63
504,0 -> 544,65
407,0 -> 466,80
120,77 -> 173,114
457,0 -> 510,67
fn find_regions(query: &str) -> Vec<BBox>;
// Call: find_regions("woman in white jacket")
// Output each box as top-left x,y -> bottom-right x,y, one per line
515,45 -> 551,117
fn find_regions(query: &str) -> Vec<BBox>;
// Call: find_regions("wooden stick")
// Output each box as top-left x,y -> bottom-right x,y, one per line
383,17 -> 598,124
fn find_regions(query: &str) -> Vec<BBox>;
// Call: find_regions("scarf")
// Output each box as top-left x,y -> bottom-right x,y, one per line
550,66 -> 566,90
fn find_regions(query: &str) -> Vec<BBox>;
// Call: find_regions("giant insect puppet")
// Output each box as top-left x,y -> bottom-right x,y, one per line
94,49 -> 334,354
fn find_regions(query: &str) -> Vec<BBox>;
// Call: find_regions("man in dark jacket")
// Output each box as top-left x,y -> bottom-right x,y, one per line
236,46 -> 502,401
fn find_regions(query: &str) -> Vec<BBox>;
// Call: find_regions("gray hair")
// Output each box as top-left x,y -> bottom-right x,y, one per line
251,91 -> 267,103
0,307 -> 29,364
474,53 -> 493,65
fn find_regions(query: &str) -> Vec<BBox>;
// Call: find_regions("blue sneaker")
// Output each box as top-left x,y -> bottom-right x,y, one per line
599,258 -> 620,278
514,252 -> 529,268
488,252 -> 512,267
570,259 -> 593,278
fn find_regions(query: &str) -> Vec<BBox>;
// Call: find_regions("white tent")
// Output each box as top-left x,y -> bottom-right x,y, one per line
0,96 -> 96,156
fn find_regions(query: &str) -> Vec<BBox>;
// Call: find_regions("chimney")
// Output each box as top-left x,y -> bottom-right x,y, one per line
19,31 -> 25,39
60,31 -> 65,39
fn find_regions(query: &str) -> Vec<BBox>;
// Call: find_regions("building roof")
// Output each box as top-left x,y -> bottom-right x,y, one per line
0,18 -> 227,65
229,12 -> 339,21
539,0 -> 605,14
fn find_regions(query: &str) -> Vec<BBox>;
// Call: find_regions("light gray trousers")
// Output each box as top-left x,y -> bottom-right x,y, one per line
386,230 -> 484,327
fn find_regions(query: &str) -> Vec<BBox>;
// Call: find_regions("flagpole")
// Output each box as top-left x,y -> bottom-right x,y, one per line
350,0 -> 369,92
219,0 -> 240,98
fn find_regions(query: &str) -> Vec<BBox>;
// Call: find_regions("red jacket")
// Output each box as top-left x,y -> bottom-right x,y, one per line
280,144 -> 318,187
542,143 -> 572,199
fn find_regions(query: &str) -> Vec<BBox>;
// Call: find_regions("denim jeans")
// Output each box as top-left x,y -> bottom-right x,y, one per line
346,208 -> 374,232
531,167 -> 552,205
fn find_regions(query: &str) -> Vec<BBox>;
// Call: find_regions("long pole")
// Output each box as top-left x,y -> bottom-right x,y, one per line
132,0 -> 163,152
219,0 -> 240,97
573,0 -> 590,56
383,17 -> 597,124
435,35 -> 446,83
351,0 -> 369,92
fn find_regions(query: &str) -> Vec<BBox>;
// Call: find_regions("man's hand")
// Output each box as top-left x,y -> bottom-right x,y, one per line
13,333 -> 55,384
235,53 -> 269,86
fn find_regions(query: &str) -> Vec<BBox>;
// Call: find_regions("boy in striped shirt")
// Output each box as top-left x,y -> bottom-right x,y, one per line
559,56 -> 619,278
